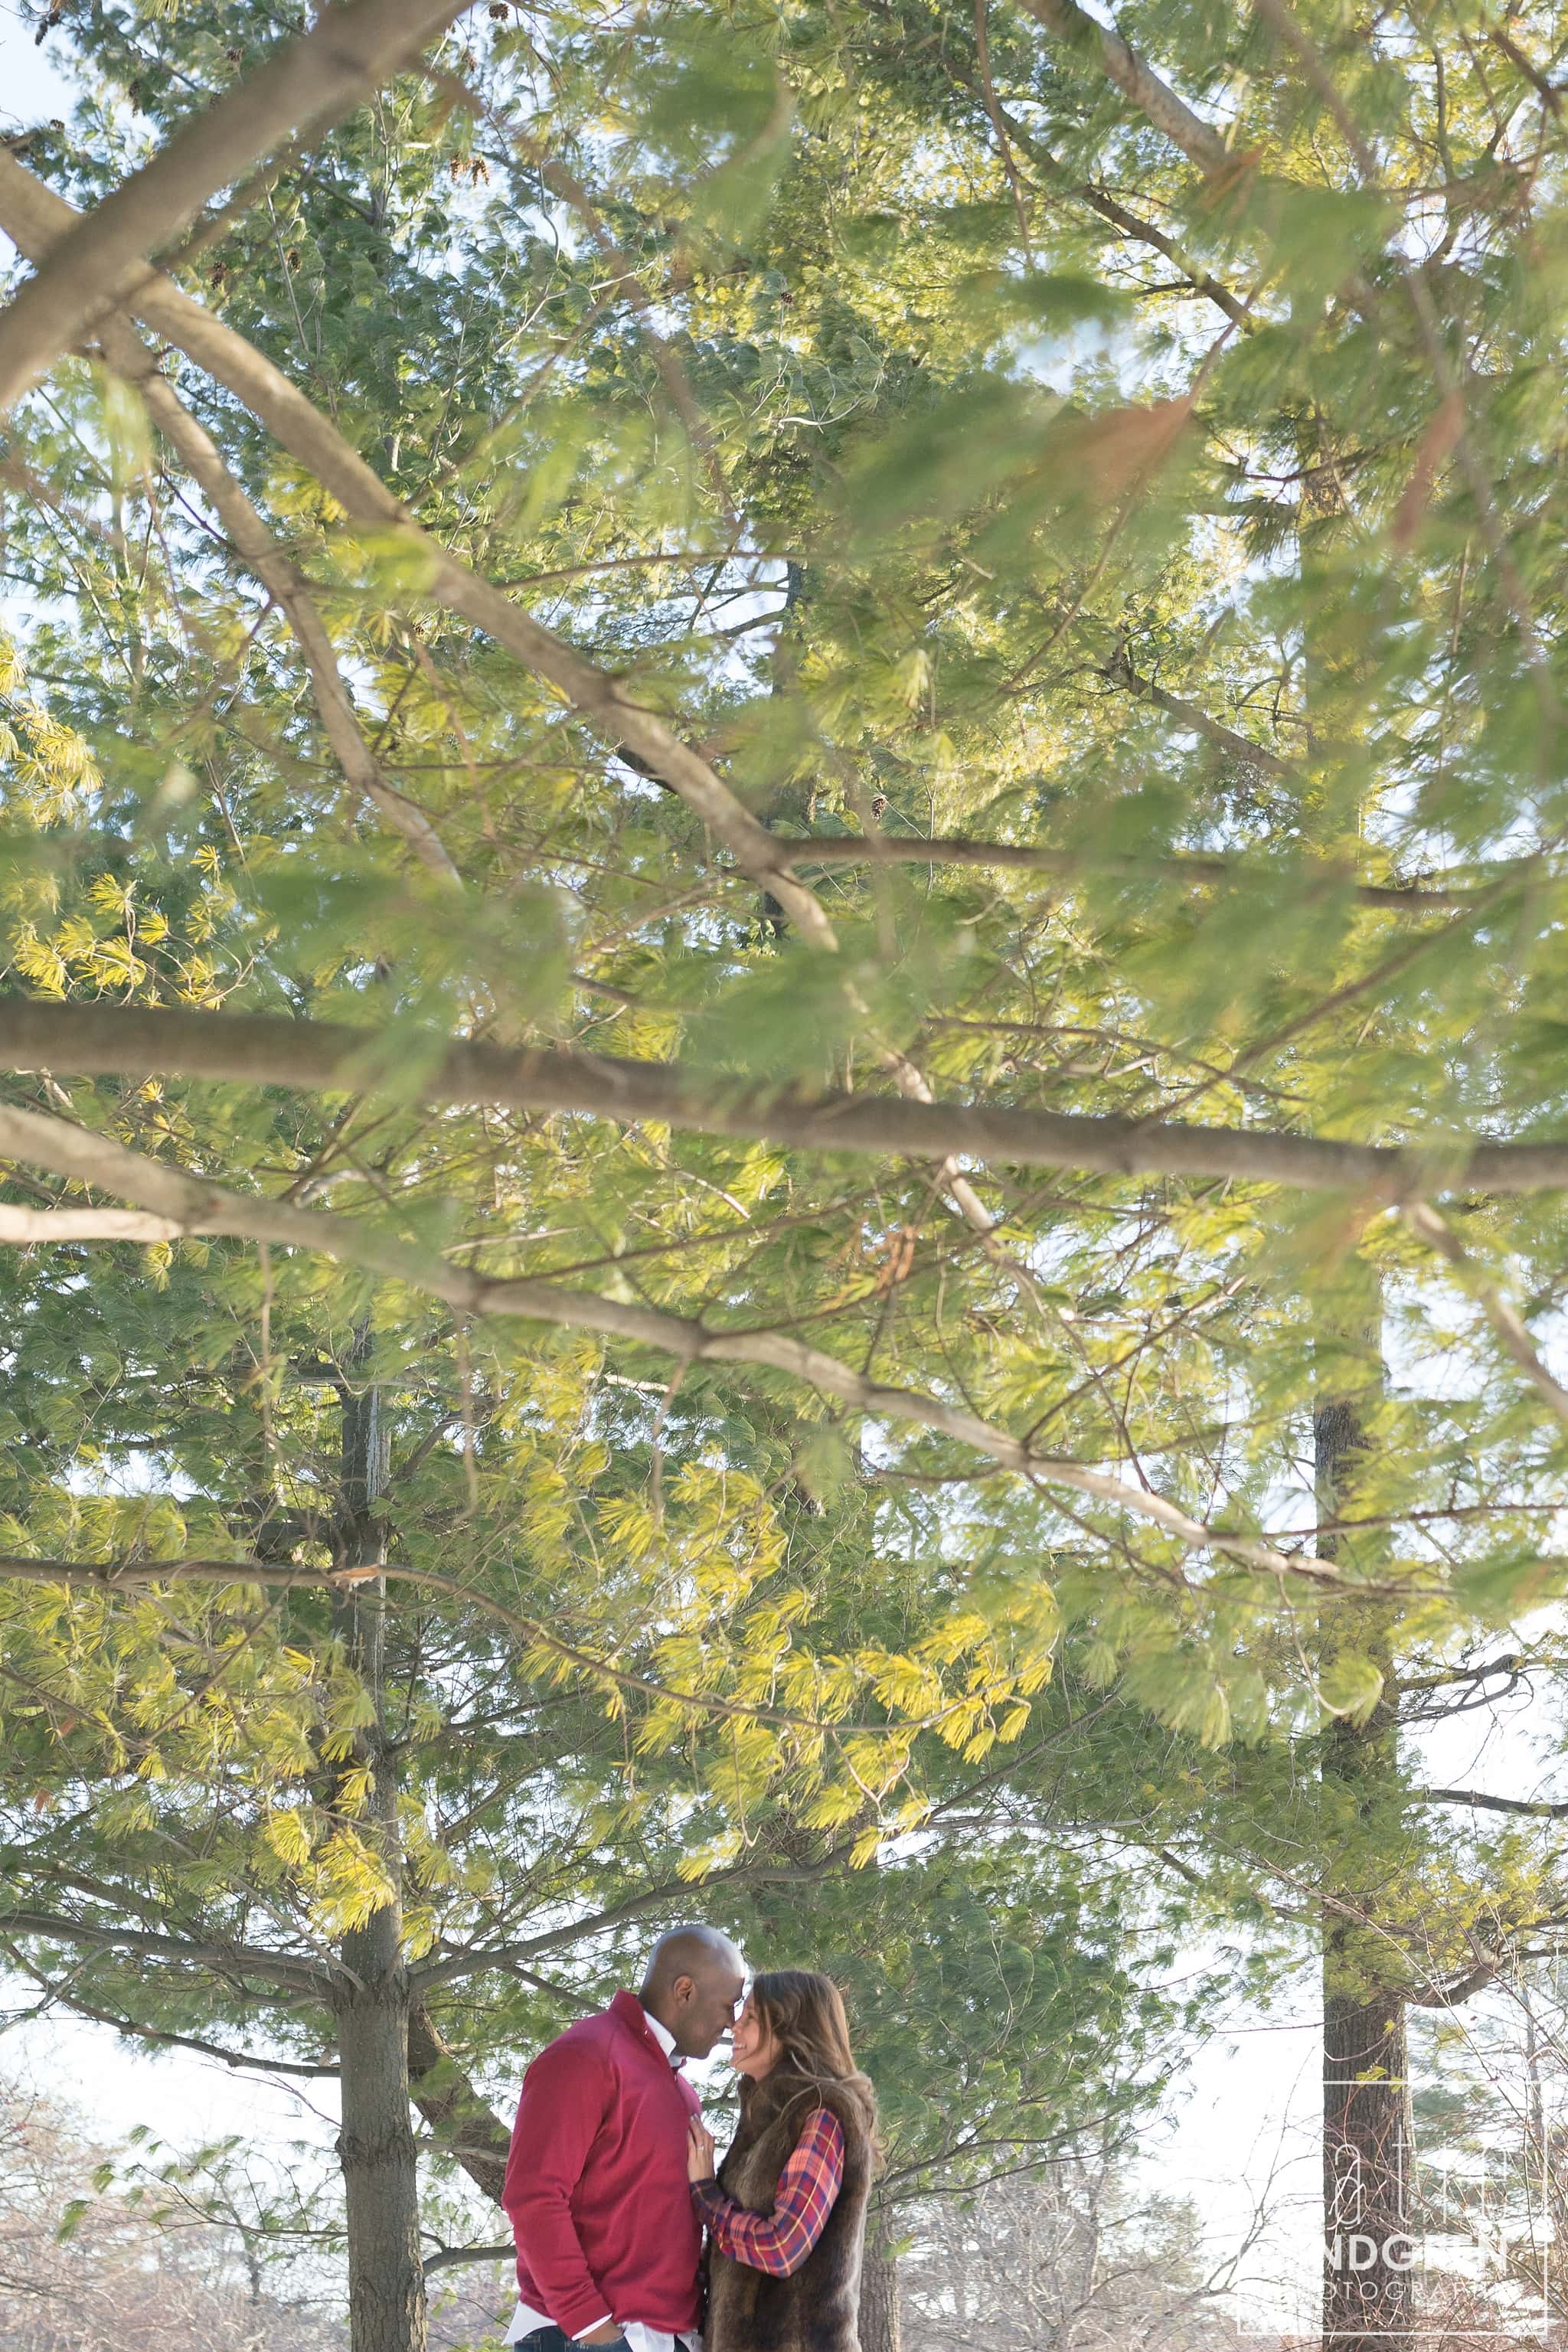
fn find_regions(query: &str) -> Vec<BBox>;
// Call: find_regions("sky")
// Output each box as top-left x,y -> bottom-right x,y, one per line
2,5 -> 1566,2340
0,4 -> 77,136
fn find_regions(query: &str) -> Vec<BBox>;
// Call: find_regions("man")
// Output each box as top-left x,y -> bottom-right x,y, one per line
503,1926 -> 748,2352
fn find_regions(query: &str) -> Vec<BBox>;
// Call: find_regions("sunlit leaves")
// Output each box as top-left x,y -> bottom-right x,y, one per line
3,0 -> 1568,2194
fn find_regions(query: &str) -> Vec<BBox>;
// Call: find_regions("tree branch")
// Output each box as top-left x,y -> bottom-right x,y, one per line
0,1090 -> 1491,1587
0,1547 -> 978,1726
422,2240 -> 513,2274
1071,178 -> 1250,327
1,1957 -> 339,2076
412,1846 -> 858,1991
0,0 -> 473,412
1405,1199 -> 1568,1426
0,1204 -> 184,1242
1408,1959 -> 1504,2007
797,833 -> 1478,910
0,150 -> 838,948
7,996 -> 1568,1200
907,8 -> 1253,324
99,315 -> 460,884
0,146 -> 1417,1286
1415,1786 -> 1568,1819
0,1903 -> 334,1993
1395,1651 -> 1525,1694
407,2000 -> 511,2203
1011,0 -> 1233,175
1097,648 -> 1293,774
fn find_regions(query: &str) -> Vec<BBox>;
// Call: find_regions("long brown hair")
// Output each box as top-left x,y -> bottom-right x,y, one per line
748,1969 -> 880,2159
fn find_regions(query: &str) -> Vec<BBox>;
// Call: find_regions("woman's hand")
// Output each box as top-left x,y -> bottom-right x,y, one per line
688,2114 -> 718,2182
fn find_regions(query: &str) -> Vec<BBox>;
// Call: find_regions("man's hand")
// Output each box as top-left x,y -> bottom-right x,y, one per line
687,2115 -> 717,2182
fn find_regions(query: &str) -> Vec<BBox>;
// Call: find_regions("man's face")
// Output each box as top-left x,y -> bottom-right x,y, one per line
670,1956 -> 747,2059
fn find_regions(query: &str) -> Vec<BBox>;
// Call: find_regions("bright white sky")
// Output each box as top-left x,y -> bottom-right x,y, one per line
2,6 -> 1566,2338
0,4 -> 76,132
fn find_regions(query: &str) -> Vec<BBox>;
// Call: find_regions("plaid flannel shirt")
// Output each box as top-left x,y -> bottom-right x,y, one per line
690,2106 -> 845,2278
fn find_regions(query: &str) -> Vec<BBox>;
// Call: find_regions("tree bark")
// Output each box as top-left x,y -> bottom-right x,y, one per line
1318,1364 -> 1413,2352
337,1903 -> 426,2352
14,996 -> 1568,1202
858,2214 -> 903,2352
332,1344 -> 427,2352
406,2000 -> 512,2204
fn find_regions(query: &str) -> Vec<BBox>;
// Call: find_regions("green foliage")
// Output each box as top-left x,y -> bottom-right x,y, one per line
5,0 -> 1568,2328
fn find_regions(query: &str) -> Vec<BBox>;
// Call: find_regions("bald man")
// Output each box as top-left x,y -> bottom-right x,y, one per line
503,1927 -> 747,2352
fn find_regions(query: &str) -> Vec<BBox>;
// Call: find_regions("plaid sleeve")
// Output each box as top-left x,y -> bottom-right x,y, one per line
690,2107 -> 845,2278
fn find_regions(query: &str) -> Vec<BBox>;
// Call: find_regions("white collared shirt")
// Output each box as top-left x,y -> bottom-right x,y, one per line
505,2006 -> 700,2352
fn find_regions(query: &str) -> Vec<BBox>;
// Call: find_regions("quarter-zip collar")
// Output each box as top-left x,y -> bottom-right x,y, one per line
610,1984 -> 686,2070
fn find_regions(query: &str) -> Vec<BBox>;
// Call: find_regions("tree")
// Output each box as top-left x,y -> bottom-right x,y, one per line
0,1275 -> 1131,2352
7,0 -> 1568,1661
8,6 -> 1568,2352
899,2159 -> 1251,2352
1410,1957 -> 1568,2344
735,1828 -> 1214,2352
0,2075 -> 341,2352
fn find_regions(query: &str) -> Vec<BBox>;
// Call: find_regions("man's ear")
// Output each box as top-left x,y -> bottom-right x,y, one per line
672,1973 -> 696,2007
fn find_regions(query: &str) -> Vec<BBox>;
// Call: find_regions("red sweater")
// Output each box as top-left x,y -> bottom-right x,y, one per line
502,1990 -> 703,2338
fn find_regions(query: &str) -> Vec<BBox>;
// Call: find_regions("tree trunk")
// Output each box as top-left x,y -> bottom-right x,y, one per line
1323,1951 -> 1411,2352
407,2000 -> 512,2203
336,1324 -> 390,1576
332,1333 -> 426,2352
858,2215 -> 903,2352
1292,408 -> 1411,2352
1318,1361 -> 1412,2352
338,1900 -> 426,2352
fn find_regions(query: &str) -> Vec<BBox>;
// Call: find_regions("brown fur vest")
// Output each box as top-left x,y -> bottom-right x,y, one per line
704,2071 -> 874,2352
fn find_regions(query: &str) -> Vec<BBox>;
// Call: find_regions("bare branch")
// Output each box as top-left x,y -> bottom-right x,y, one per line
0,1903 -> 333,1994
407,2001 -> 510,2203
2,1959 -> 339,2076
422,2241 -> 513,2274
1416,1786 -> 1568,1820
1396,1652 -> 1526,1694
1098,648 -> 1292,773
0,1205 -> 183,1242
798,833 -> 1480,910
1071,180 -> 1250,328
1409,1959 -> 1504,2007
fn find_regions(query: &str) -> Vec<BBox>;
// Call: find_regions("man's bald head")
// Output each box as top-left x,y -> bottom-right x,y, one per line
644,1925 -> 744,1991
640,1925 -> 746,2060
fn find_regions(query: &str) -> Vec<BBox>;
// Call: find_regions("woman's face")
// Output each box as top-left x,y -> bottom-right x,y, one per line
730,1993 -> 779,2080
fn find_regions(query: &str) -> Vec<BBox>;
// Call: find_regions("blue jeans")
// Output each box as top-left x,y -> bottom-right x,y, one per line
513,2333 -> 629,2352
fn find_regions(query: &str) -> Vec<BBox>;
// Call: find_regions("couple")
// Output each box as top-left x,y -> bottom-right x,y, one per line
501,1926 -> 879,2352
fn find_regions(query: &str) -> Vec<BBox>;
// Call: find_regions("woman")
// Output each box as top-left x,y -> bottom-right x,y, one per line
685,1970 -> 879,2352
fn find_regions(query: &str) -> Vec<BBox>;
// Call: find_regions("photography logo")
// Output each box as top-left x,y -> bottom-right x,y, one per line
1325,2076 -> 1553,2343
